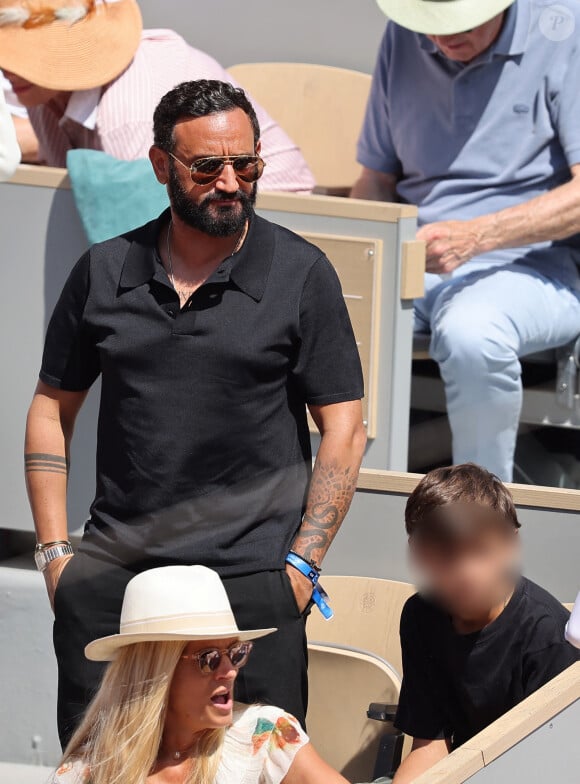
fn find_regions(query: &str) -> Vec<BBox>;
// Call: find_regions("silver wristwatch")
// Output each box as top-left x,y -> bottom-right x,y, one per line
34,541 -> 74,572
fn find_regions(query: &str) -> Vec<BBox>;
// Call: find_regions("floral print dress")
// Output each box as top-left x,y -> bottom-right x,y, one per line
49,703 -> 309,784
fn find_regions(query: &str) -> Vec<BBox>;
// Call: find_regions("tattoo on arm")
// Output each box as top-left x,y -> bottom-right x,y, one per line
295,460 -> 358,564
25,453 -> 69,476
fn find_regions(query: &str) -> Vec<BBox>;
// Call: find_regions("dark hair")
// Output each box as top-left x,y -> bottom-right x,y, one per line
405,463 -> 520,548
153,79 -> 260,153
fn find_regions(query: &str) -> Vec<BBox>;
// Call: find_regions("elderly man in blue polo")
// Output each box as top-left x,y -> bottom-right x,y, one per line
352,0 -> 580,482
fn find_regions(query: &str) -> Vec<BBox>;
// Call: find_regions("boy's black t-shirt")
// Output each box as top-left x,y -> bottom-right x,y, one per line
395,577 -> 579,748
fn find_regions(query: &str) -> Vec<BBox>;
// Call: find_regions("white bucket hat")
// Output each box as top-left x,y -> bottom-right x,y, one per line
85,565 -> 277,661
376,0 -> 516,35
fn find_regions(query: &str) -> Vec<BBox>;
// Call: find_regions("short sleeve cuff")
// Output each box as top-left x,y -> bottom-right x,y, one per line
394,715 -> 448,741
356,144 -> 401,176
304,389 -> 364,406
565,145 -> 580,167
39,369 -> 94,392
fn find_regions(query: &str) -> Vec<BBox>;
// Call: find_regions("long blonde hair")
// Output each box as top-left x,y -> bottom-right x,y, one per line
62,640 -> 225,784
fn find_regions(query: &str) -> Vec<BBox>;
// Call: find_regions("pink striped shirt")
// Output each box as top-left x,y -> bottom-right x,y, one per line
27,29 -> 315,193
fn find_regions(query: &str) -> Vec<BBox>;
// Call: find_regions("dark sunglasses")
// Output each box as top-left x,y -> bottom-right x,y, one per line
181,641 -> 253,673
169,152 -> 265,185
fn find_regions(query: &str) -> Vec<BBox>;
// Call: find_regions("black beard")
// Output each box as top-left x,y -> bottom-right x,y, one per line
168,162 -> 257,237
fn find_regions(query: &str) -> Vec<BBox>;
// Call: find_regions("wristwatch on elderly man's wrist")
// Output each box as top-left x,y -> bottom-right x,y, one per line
34,540 -> 74,572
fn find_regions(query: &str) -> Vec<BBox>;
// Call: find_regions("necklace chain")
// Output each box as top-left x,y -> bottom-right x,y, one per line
165,219 -> 246,298
165,220 -> 176,290
158,739 -> 198,762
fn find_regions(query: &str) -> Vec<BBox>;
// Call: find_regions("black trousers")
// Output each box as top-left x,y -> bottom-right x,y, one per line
53,552 -> 309,749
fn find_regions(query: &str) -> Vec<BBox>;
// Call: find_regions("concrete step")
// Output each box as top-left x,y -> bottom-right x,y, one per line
0,762 -> 54,783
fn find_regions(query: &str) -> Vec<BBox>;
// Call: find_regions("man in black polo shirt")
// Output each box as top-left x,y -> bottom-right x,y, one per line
24,79 -> 366,746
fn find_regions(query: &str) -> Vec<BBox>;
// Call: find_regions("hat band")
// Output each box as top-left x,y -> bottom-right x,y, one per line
119,610 -> 238,636
0,0 -> 124,29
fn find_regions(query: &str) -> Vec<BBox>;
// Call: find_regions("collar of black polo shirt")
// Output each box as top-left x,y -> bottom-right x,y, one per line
119,207 -> 275,302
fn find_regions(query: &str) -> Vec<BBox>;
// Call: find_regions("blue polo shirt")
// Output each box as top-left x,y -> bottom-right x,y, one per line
357,0 -> 580,288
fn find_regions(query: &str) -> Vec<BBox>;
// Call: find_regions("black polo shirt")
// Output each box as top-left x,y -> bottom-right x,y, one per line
40,209 -> 364,574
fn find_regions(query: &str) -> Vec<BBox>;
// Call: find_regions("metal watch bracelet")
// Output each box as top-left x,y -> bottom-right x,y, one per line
34,542 -> 74,572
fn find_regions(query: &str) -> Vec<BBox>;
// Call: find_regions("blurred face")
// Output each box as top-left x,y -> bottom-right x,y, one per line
165,637 -> 241,734
427,12 -> 506,62
2,71 -> 67,108
411,529 -> 520,622
152,108 -> 259,237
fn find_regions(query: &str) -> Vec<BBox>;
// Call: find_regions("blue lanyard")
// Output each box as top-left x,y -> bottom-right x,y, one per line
285,552 -> 334,620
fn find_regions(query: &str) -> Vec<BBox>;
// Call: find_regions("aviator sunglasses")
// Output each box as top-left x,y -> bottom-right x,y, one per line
169,152 -> 266,185
181,641 -> 253,673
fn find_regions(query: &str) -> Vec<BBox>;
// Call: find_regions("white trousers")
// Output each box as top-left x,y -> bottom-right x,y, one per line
414,260 -> 580,481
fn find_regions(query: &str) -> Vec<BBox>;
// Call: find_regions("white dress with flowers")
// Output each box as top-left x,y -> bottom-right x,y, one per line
48,703 -> 309,784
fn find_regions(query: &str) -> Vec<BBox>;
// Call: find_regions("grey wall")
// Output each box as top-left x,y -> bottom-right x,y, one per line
464,700 -> 580,784
0,562 -> 60,767
0,183 -> 95,534
137,0 -> 386,74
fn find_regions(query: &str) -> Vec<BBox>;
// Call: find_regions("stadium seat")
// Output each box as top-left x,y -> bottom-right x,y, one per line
306,574 -> 415,676
307,643 -> 403,781
227,62 -> 371,194
306,576 -> 416,780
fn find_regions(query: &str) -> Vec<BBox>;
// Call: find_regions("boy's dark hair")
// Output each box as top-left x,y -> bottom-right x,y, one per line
153,79 -> 261,152
405,463 -> 520,548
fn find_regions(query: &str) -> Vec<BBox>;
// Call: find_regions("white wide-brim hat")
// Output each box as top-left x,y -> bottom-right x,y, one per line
0,0 -> 142,91
376,0 -> 516,35
85,565 -> 277,662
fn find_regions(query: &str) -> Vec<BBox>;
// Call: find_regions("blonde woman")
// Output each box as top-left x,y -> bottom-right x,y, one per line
50,565 -> 349,784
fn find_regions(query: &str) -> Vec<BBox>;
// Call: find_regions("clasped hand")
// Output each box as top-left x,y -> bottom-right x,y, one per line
417,217 -> 489,274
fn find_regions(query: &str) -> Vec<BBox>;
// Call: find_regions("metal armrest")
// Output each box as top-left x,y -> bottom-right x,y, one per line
367,702 -> 398,722
367,702 -> 404,780
556,336 -> 580,411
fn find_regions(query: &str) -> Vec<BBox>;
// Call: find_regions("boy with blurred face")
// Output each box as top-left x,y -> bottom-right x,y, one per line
392,463 -> 579,784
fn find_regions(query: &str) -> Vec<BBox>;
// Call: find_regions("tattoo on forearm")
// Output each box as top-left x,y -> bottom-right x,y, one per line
295,460 -> 359,563
25,453 -> 69,476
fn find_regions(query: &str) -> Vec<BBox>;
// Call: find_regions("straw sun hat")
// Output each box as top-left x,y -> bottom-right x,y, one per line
376,0 -> 516,36
85,565 -> 277,662
0,0 -> 142,91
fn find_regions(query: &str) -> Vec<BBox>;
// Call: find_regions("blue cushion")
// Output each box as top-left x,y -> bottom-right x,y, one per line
66,149 -> 169,245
